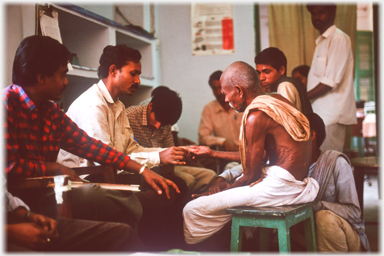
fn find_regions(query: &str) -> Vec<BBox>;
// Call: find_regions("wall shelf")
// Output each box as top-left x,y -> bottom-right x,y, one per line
46,3 -> 158,111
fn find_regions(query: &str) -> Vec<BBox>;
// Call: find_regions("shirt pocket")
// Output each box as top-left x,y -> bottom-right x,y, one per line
313,56 -> 327,77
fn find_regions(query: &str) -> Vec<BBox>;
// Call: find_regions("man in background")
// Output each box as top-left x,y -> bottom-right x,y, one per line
126,87 -> 217,195
292,64 -> 310,89
255,47 -> 313,115
198,70 -> 243,172
306,112 -> 370,252
306,3 -> 357,152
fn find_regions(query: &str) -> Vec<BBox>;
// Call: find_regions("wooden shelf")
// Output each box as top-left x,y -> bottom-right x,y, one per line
46,3 -> 158,110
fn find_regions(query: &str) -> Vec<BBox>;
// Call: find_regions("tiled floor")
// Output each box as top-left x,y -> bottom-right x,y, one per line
363,175 -> 380,253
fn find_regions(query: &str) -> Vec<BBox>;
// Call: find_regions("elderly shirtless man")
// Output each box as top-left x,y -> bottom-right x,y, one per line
183,61 -> 319,245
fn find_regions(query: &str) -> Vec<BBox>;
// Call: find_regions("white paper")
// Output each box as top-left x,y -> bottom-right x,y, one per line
191,3 -> 234,56
40,11 -> 73,70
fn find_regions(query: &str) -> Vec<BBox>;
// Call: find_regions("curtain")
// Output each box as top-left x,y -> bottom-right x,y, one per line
267,4 -> 357,76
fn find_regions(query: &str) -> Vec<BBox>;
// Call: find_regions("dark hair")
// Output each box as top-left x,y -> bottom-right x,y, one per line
98,45 -> 141,79
306,112 -> 326,147
151,85 -> 170,97
292,65 -> 310,78
12,35 -> 71,87
254,47 -> 287,75
208,70 -> 223,87
150,88 -> 182,126
306,3 -> 337,16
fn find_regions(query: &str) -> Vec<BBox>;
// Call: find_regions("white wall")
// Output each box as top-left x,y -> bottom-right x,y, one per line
157,3 -> 256,143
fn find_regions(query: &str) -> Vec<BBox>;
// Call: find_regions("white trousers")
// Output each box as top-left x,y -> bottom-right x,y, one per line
183,165 -> 319,244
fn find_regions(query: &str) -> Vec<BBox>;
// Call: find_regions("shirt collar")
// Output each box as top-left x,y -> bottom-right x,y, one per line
12,84 -> 36,112
214,100 -> 227,114
316,25 -> 336,45
97,80 -> 115,104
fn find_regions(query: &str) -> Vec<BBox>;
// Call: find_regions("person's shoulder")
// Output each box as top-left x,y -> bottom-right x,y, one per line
201,100 -> 218,112
332,27 -> 352,43
3,85 -> 15,102
70,83 -> 99,106
246,109 -> 269,125
126,105 -> 144,116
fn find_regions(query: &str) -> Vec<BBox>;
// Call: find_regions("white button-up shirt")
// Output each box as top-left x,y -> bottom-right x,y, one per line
58,80 -> 162,168
307,25 -> 357,126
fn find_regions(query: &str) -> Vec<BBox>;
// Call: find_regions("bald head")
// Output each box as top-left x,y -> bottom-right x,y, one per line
220,61 -> 263,112
221,61 -> 260,92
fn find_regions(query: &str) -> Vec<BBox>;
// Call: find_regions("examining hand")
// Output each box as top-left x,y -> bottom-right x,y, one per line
142,168 -> 180,199
159,146 -> 187,165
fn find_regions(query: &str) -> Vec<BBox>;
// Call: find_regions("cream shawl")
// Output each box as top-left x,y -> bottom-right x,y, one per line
239,95 -> 310,170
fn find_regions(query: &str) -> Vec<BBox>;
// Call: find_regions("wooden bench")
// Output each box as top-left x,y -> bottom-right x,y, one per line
226,202 -> 316,253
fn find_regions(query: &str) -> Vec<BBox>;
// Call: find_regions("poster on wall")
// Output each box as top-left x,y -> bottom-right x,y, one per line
191,3 -> 234,56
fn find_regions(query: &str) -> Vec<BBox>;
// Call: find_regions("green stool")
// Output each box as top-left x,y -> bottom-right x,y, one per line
226,202 -> 317,253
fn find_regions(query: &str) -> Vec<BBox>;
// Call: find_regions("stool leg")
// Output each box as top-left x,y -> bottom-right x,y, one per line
259,227 -> 271,251
230,216 -> 243,252
277,222 -> 291,253
304,214 -> 317,252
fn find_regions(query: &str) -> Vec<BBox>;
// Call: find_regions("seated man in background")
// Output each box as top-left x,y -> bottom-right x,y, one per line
5,35 -> 177,250
57,44 -> 189,251
5,186 -> 143,252
198,70 -> 243,172
255,47 -> 313,115
292,64 -> 310,89
126,87 -> 217,195
183,61 -> 319,250
305,112 -> 370,252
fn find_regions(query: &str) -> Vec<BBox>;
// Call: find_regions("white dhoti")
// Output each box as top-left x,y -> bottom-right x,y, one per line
183,165 -> 319,244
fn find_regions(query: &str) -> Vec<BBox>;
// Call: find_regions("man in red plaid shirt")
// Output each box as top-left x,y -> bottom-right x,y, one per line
4,36 -> 179,223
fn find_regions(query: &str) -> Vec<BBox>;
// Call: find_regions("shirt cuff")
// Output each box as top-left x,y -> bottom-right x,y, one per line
319,76 -> 337,89
129,151 -> 161,169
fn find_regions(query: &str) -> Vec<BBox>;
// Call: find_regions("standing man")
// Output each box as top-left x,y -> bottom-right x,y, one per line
255,47 -> 313,115
306,3 -> 357,152
183,61 -> 319,247
198,70 -> 243,171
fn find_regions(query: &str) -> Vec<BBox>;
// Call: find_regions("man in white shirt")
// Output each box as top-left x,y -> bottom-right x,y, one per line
306,3 -> 357,152
57,44 -> 189,251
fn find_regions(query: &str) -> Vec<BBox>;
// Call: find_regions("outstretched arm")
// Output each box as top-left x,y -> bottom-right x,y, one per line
186,145 -> 240,161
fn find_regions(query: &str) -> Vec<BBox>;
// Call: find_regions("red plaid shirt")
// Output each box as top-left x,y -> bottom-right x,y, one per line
4,84 -> 130,178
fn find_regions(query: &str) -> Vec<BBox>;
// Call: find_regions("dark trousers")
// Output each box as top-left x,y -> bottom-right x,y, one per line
135,171 -> 191,251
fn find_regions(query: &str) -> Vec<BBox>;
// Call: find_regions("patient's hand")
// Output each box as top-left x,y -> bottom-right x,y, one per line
187,145 -> 212,157
191,177 -> 230,199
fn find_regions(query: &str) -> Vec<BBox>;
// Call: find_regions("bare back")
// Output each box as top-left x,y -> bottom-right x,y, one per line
242,94 -> 311,183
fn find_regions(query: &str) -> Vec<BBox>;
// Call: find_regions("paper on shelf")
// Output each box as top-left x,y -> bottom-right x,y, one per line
40,11 -> 73,71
